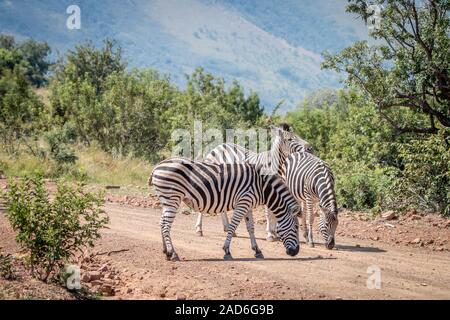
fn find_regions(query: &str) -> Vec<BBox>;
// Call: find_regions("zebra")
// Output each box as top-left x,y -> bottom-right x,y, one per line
149,157 -> 301,261
282,151 -> 339,249
195,124 -> 313,241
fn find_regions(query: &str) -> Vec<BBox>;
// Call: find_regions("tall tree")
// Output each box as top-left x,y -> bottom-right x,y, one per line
0,34 -> 51,87
17,39 -> 51,87
322,0 -> 450,136
52,39 -> 126,95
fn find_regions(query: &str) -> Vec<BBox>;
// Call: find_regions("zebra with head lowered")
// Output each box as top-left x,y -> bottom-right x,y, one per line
282,151 -> 339,249
149,157 -> 301,261
195,124 -> 313,241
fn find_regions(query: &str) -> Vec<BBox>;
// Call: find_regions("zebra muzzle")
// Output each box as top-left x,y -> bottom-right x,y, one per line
326,238 -> 335,250
286,245 -> 299,256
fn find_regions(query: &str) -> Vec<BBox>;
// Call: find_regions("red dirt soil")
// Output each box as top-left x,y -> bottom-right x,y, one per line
1,179 -> 450,300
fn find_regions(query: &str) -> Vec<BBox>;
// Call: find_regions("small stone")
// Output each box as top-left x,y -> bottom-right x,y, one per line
99,264 -> 108,272
381,211 -> 396,220
126,288 -> 133,294
89,271 -> 102,281
411,238 -> 421,244
336,297 -> 343,300
91,280 -> 103,286
355,244 -> 361,248
81,273 -> 91,282
176,294 -> 187,300
411,215 -> 422,221
420,283 -> 427,286
101,284 -> 115,296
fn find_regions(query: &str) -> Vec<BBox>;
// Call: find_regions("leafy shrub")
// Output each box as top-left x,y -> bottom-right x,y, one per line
389,132 -> 450,215
2,176 -> 108,281
45,122 -> 77,165
334,163 -> 395,212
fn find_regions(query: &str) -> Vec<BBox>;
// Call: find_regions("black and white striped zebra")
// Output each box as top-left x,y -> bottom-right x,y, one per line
149,157 -> 301,261
282,152 -> 338,249
195,125 -> 313,241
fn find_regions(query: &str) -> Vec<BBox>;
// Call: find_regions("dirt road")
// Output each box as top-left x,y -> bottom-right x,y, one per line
91,203 -> 450,300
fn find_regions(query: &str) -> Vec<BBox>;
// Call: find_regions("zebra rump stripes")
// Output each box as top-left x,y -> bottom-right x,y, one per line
283,152 -> 339,249
150,157 -> 301,261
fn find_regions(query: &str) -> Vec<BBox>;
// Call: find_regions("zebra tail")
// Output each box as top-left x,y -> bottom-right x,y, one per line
148,167 -> 155,187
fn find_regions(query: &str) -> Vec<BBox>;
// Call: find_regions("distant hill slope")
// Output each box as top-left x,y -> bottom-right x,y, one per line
0,0 -> 368,111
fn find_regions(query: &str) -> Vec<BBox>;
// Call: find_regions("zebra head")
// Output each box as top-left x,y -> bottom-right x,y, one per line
277,203 -> 301,256
318,208 -> 339,250
271,124 -> 314,157
262,174 -> 301,256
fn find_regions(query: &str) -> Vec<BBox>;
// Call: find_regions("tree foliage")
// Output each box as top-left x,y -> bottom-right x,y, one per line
323,0 -> 450,137
0,66 -> 44,154
0,34 -> 51,87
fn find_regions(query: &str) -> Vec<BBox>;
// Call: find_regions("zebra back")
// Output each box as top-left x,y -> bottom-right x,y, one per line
205,126 -> 313,177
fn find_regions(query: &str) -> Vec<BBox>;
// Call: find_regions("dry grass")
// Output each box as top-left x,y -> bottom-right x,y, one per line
0,146 -> 152,189
76,147 -> 152,187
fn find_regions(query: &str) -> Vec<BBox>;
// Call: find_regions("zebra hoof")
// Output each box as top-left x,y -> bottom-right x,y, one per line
223,254 -> 233,261
308,242 -> 315,248
170,252 -> 180,262
196,230 -> 203,237
266,235 -> 276,242
255,252 -> 264,259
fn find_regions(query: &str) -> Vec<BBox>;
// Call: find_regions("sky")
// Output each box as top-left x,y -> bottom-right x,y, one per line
0,0 -> 371,111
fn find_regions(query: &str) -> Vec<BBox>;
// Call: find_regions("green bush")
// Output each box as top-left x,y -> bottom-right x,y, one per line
390,132 -> 450,215
334,163 -> 395,213
2,176 -> 108,281
45,122 -> 77,165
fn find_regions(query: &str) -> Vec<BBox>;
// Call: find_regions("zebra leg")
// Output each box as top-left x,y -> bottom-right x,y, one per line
223,204 -> 249,260
160,206 -> 180,261
301,201 -> 308,241
245,210 -> 264,259
265,206 -> 278,242
220,212 -> 229,232
306,198 -> 315,248
221,212 -> 237,237
195,212 -> 203,236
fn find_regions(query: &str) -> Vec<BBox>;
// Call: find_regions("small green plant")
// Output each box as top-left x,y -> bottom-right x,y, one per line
2,175 -> 109,282
0,251 -> 15,280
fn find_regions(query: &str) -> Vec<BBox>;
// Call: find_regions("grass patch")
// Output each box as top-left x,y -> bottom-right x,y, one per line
0,146 -> 153,189
76,147 -> 152,187
0,152 -> 52,178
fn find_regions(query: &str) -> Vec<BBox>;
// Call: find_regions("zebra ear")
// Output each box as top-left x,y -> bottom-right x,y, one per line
271,125 -> 284,136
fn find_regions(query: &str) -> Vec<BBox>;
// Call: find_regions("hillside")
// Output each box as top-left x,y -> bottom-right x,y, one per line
0,0 -> 368,110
